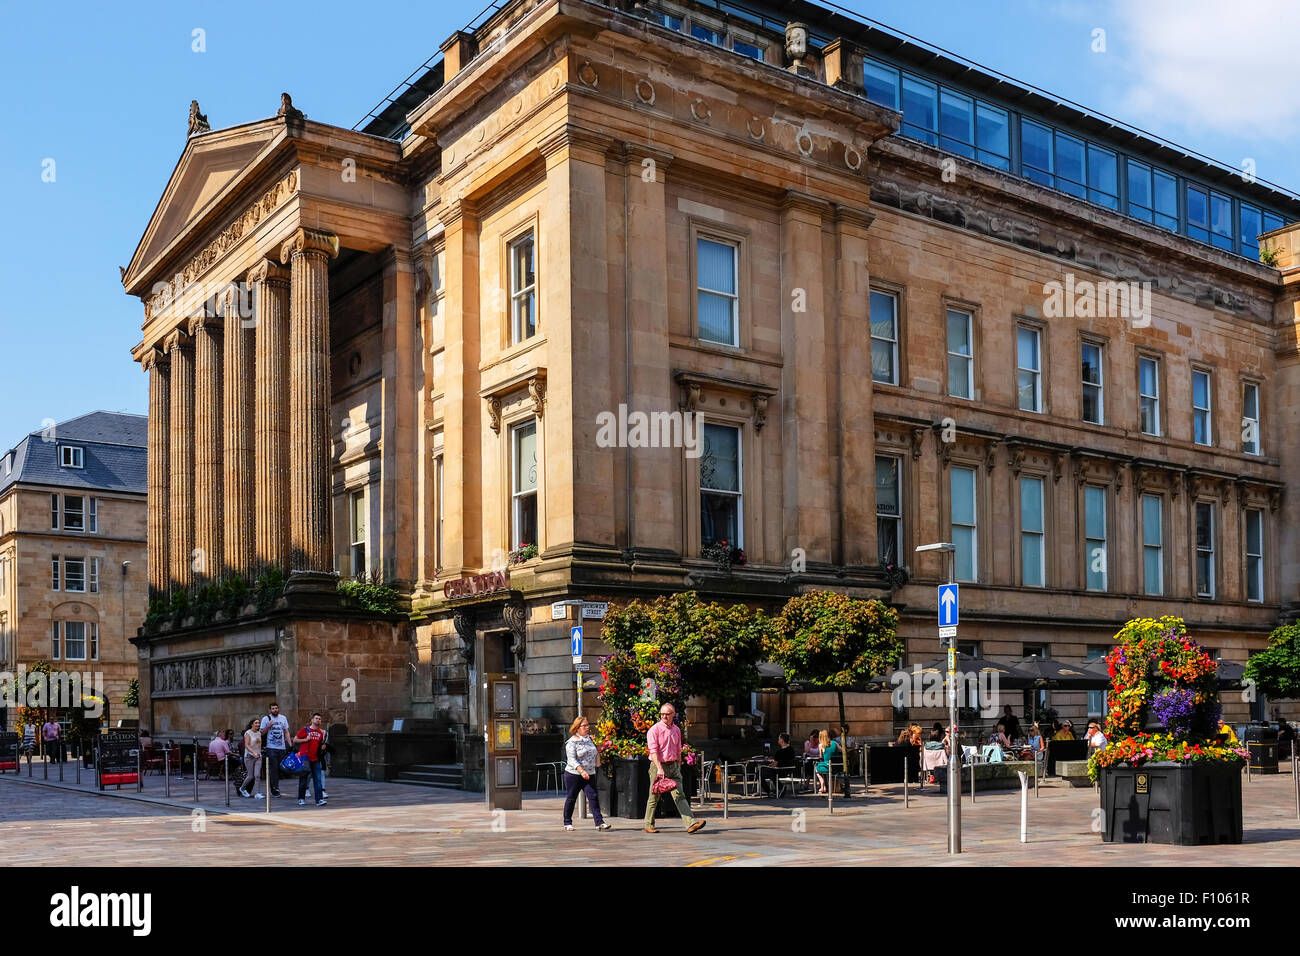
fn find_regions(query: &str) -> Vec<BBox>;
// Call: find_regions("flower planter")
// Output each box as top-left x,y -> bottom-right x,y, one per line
1100,762 -> 1242,845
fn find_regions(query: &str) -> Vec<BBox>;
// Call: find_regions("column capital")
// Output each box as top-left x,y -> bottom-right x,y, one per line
780,189 -> 832,218
187,313 -> 223,336
140,347 -> 169,371
833,203 -> 876,233
621,141 -> 674,173
163,328 -> 192,353
438,194 -> 478,230
279,227 -> 339,265
246,257 -> 291,286
537,123 -> 615,165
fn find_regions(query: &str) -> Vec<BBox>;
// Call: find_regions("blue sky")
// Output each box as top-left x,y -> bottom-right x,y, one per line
1,0 -> 1295,447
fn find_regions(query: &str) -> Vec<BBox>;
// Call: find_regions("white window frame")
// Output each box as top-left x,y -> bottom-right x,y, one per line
1242,381 -> 1261,455
88,497 -> 98,534
1192,369 -> 1212,446
1084,486 -> 1108,592
51,556 -> 60,591
52,621 -> 60,660
696,236 -> 740,347
1019,475 -> 1045,588
89,621 -> 98,662
88,557 -> 99,594
1245,508 -> 1264,603
700,423 -> 744,550
63,621 -> 87,661
1195,502 -> 1215,598
1141,493 -> 1164,597
435,454 -> 444,572
1139,356 -> 1161,436
510,420 -> 539,551
946,308 -> 974,400
50,494 -> 59,530
1016,325 -> 1041,412
63,495 -> 85,533
1081,341 -> 1103,425
64,557 -> 86,593
870,290 -> 900,386
508,231 -> 537,345
349,488 -> 366,579
875,455 -> 903,566
950,466 -> 978,583
60,445 -> 84,469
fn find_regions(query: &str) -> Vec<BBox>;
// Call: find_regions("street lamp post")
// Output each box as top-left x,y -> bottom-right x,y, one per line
917,542 -> 960,854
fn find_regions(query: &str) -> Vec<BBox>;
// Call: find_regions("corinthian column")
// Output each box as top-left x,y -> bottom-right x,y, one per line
250,259 -> 291,572
165,328 -> 195,591
142,348 -> 171,598
279,228 -> 339,572
189,313 -> 223,583
223,281 -> 256,577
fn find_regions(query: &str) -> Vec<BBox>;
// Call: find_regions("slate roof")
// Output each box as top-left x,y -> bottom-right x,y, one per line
0,411 -> 147,496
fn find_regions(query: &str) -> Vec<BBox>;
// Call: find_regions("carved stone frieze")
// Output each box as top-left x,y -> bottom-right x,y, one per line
151,648 -> 275,698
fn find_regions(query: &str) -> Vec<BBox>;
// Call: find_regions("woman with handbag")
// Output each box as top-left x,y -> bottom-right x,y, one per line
562,717 -> 611,831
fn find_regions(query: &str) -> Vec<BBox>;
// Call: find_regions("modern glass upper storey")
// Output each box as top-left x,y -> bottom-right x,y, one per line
360,0 -> 1299,261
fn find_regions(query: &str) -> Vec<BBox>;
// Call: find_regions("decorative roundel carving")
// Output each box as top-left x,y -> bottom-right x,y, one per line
578,62 -> 598,87
796,131 -> 814,157
844,146 -> 863,171
549,67 -> 563,90
635,78 -> 656,105
513,96 -> 523,115
475,125 -> 486,143
691,97 -> 711,122
746,116 -> 765,140
349,352 -> 362,378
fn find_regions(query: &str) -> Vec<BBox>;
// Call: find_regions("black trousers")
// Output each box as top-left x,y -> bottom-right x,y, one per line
562,771 -> 605,826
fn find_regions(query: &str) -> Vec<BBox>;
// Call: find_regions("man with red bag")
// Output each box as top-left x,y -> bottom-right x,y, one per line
643,704 -> 705,834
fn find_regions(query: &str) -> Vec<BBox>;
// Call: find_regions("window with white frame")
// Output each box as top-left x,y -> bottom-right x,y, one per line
1195,502 -> 1215,598
435,454 -> 444,571
90,622 -> 98,661
1142,494 -> 1163,596
1020,476 -> 1045,587
51,556 -> 60,591
1192,369 -> 1212,446
876,456 -> 902,566
1139,356 -> 1160,435
51,621 -> 60,660
696,237 -> 739,346
60,445 -> 84,469
1242,382 -> 1261,455
508,231 -> 537,344
510,420 -> 538,552
700,424 -> 742,549
1245,509 -> 1263,603
1016,325 -> 1041,412
88,496 -> 97,533
1081,341 -> 1103,425
63,495 -> 84,532
951,466 -> 977,582
63,621 -> 87,661
870,290 -> 899,385
64,557 -> 86,593
88,557 -> 99,594
947,309 -> 973,399
50,494 -> 59,530
349,489 -> 366,578
1084,486 -> 1107,591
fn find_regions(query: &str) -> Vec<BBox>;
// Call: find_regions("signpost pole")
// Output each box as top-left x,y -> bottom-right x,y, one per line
943,555 -> 961,854
193,737 -> 199,803
164,748 -> 170,798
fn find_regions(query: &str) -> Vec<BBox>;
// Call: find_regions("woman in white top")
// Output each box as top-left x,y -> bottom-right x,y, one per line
562,717 -> 612,831
239,718 -> 264,798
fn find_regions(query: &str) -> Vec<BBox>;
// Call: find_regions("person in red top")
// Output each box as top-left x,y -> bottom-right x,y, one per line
293,713 -> 327,806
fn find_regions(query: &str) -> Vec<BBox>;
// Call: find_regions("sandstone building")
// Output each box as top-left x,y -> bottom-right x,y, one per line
0,412 -> 147,729
122,0 -> 1300,761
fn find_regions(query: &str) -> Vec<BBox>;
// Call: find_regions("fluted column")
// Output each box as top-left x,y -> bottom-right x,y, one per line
190,313 -> 223,582
165,328 -> 195,590
142,348 -> 171,598
224,280 -> 256,577
251,258 -> 291,572
279,228 -> 339,572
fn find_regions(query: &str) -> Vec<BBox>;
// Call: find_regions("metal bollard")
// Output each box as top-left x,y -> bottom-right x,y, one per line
26,751 -> 31,777
164,749 -> 170,798
58,751 -> 63,782
723,760 -> 729,819
224,755 -> 230,807
580,788 -> 588,820
903,767 -> 909,808
1293,747 -> 1298,821
970,758 -> 975,805
1018,770 -> 1028,843
137,749 -> 143,793
43,749 -> 48,779
193,738 -> 199,803
75,745 -> 80,785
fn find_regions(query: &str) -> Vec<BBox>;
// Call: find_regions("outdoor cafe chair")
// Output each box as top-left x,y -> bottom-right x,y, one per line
533,760 -> 563,792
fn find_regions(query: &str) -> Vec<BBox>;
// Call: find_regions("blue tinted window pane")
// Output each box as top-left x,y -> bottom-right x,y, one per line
1142,495 -> 1162,548
863,59 -> 898,109
1022,534 -> 1043,587
1192,370 -> 1209,408
732,40 -> 764,61
978,151 -> 1011,171
939,89 -> 973,157
1021,120 -> 1052,176
951,468 -> 975,526
1055,133 -> 1085,190
1144,548 -> 1162,595
1085,487 -> 1105,540
1153,171 -> 1178,217
1187,185 -> 1209,240
1139,357 -> 1158,396
1024,166 -> 1053,187
1210,192 -> 1233,249
1088,145 -> 1118,204
1240,204 -> 1262,256
901,74 -> 937,144
953,526 -> 975,582
1264,212 -> 1285,234
1128,160 -> 1152,213
976,103 -> 1009,159
1020,477 -> 1043,533
691,24 -> 723,45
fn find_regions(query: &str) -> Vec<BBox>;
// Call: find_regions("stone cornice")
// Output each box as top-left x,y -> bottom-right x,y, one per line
537,123 -> 615,164
140,347 -> 169,371
163,328 -> 192,353
279,227 -> 339,263
246,258 -> 290,286
833,203 -> 876,232
780,190 -> 832,218
620,141 -> 674,172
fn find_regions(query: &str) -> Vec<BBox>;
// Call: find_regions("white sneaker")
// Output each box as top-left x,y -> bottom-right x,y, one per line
321,791 -> 328,798
254,793 -> 264,799
563,824 -> 575,831
298,799 -> 305,806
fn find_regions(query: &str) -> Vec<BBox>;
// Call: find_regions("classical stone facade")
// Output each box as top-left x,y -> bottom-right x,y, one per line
124,0 -> 1300,748
0,413 -> 148,728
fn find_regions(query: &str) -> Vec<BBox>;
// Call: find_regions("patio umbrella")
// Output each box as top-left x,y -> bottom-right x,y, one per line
1006,657 -> 1110,727
908,652 -> 1037,690
1082,655 -> 1247,689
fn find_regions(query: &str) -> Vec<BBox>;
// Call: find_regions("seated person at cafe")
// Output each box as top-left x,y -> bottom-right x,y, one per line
1084,721 -> 1107,751
895,727 -> 911,745
1053,720 -> 1075,740
804,731 -> 821,757
761,733 -> 799,795
999,705 -> 1021,742
924,729 -> 946,750
987,723 -> 1011,749
814,729 -> 840,795
1027,723 -> 1045,756
1216,719 -> 1239,745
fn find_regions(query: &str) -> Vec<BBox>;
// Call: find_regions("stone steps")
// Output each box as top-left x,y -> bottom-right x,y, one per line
394,763 -> 464,790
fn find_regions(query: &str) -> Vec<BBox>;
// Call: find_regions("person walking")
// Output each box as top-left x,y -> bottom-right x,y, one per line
20,720 -> 36,758
561,716 -> 611,831
41,715 -> 63,764
260,702 -> 290,797
293,713 -> 327,807
239,718 -> 264,798
643,703 -> 704,834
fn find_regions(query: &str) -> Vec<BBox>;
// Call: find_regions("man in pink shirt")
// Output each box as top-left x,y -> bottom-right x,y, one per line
208,730 -> 232,759
644,703 -> 705,834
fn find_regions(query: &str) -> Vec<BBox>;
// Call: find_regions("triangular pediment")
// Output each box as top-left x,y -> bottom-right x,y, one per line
124,120 -> 286,292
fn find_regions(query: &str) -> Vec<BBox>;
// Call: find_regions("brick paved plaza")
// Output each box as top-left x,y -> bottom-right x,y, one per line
1,761 -> 1295,866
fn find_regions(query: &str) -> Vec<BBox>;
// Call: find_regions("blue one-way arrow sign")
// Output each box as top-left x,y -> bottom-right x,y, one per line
571,625 -> 583,658
937,584 -> 959,627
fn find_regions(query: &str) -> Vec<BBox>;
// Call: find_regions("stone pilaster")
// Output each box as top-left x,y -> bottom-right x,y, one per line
439,199 -> 480,578
189,313 -> 223,582
381,247 -> 418,586
223,280 -> 256,577
165,328 -> 195,591
250,258 -> 291,573
142,348 -> 171,598
279,228 -> 339,572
